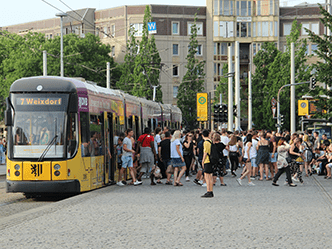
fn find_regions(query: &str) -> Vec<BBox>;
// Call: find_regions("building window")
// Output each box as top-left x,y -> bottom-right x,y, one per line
173,44 -> 179,56
214,21 -> 219,36
131,23 -> 143,36
311,23 -> 319,34
173,86 -> 178,98
311,44 -> 318,55
188,23 -> 203,35
284,23 -> 292,36
270,22 -> 273,36
104,27 -> 108,37
219,0 -> 223,14
172,22 -> 179,35
257,0 -> 261,15
241,1 -> 247,16
253,43 -> 256,55
224,0 -> 230,15
274,21 -> 278,36
220,21 -> 234,38
237,22 -> 251,37
112,46 -> 115,57
173,65 -> 179,77
275,0 -> 278,15
302,23 -> 309,36
236,1 -> 240,16
214,42 -> 227,55
257,22 -> 261,36
253,22 -> 256,37
111,24 -> 115,37
214,0 -> 219,15
248,1 -> 251,15
270,0 -> 273,15
197,45 -> 202,56
214,63 -> 223,76
262,22 -> 268,36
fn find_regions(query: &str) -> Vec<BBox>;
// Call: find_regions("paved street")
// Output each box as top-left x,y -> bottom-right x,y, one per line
0,164 -> 6,176
0,173 -> 332,248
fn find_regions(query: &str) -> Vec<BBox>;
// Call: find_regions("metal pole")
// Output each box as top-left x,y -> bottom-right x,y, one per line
291,42 -> 296,134
43,50 -> 47,76
228,43 -> 233,132
248,71 -> 252,130
106,62 -> 110,89
152,86 -> 157,102
208,92 -> 211,130
60,16 -> 64,77
235,41 -> 240,131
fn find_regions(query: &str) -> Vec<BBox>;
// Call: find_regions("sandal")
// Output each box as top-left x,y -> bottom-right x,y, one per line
157,181 -> 163,184
258,178 -> 263,181
220,183 -> 227,186
176,182 -> 183,186
128,182 -> 134,185
165,181 -> 172,185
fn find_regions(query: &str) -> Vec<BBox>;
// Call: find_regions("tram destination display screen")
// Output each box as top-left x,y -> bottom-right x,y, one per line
12,94 -> 69,112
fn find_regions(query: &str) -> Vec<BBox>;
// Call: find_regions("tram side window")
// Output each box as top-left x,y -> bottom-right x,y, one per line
89,115 -> 102,157
80,112 -> 90,157
67,113 -> 78,158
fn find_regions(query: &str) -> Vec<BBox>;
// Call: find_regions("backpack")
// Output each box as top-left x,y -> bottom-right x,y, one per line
207,140 -> 221,166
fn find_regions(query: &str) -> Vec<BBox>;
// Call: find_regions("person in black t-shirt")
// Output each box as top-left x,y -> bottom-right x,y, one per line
159,131 -> 172,184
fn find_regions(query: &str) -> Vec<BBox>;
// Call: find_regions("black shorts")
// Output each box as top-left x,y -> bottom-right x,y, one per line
204,163 -> 213,174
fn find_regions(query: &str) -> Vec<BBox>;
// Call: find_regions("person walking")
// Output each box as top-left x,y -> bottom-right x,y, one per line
256,132 -> 270,181
201,129 -> 214,198
136,127 -> 157,185
236,134 -> 255,186
183,132 -> 195,182
272,136 -> 297,187
117,129 -> 142,186
171,130 -> 186,186
228,135 -> 239,177
159,131 -> 173,185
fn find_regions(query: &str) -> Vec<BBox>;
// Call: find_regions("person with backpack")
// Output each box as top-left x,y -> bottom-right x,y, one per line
201,129 -> 217,198
212,132 -> 227,186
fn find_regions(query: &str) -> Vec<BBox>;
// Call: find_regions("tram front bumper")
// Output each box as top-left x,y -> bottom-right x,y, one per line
6,180 -> 80,194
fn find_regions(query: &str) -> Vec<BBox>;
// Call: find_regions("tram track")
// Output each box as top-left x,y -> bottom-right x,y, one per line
312,174 -> 332,211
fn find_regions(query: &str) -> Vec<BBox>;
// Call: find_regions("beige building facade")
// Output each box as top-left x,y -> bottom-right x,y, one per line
1,2 -> 325,105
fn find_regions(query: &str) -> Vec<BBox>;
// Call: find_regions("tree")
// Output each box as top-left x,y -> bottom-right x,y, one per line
116,25 -> 139,93
252,19 -> 310,130
0,31 -> 118,117
306,4 -> 332,121
132,5 -> 162,102
177,13 -> 205,130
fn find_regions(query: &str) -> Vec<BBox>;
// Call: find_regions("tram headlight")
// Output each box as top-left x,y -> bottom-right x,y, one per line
54,170 -> 60,177
54,164 -> 61,170
15,171 -> 20,176
14,164 -> 20,170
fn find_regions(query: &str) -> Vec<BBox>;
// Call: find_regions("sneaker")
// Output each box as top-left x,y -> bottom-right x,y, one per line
202,183 -> 207,187
117,181 -> 125,186
272,182 -> 279,186
134,180 -> 142,186
248,182 -> 255,186
201,192 -> 214,198
236,178 -> 242,186
193,179 -> 202,186
292,177 -> 299,182
198,180 -> 203,185
250,176 -> 256,180
186,176 -> 190,182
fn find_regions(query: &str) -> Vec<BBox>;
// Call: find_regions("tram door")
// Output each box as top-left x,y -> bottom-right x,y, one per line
103,112 -> 114,184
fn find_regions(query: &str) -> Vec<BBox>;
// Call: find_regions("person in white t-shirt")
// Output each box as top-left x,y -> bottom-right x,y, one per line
220,129 -> 230,170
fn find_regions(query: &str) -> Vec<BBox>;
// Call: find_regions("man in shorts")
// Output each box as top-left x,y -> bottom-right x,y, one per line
117,129 -> 142,186
201,129 -> 214,198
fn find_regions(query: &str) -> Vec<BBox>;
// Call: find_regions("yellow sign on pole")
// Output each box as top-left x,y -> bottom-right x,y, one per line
197,93 -> 208,121
298,100 -> 309,116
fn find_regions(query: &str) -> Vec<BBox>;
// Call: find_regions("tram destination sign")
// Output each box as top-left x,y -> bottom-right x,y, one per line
17,97 -> 63,106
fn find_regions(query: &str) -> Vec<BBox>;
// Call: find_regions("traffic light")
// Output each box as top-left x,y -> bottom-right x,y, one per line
220,104 -> 228,123
213,104 -> 220,121
280,115 -> 284,126
233,105 -> 237,116
310,77 -> 316,90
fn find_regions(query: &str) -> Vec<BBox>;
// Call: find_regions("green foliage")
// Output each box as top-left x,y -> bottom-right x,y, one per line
119,5 -> 162,102
177,13 -> 205,130
0,31 -> 118,119
252,19 -> 310,130
214,64 -> 228,104
306,4 -> 332,121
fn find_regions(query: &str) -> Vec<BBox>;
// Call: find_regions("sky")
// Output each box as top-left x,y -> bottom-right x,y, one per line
0,0 -> 326,27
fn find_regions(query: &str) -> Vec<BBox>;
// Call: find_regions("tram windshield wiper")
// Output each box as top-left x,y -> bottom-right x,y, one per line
38,135 -> 58,162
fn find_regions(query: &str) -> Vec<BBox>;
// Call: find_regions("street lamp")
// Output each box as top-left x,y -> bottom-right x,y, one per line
56,12 -> 67,77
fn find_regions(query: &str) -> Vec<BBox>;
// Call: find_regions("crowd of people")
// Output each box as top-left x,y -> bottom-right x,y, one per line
114,126 -> 331,198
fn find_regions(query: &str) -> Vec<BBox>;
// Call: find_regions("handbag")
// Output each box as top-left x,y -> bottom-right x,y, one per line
166,164 -> 174,174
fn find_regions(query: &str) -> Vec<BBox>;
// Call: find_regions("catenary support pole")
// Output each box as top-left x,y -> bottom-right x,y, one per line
291,42 -> 296,134
43,50 -> 47,76
235,41 -> 240,131
248,71 -> 252,130
228,43 -> 233,132
107,62 -> 110,89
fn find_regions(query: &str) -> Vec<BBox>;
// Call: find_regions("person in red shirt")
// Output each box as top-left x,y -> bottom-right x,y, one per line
136,127 -> 157,185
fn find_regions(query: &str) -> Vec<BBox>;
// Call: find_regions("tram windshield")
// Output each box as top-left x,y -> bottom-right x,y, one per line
10,93 -> 69,159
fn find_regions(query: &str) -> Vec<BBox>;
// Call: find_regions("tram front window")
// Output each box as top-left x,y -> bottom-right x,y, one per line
12,112 -> 66,159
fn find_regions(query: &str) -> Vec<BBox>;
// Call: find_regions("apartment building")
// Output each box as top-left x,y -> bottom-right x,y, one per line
1,2 -> 325,105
